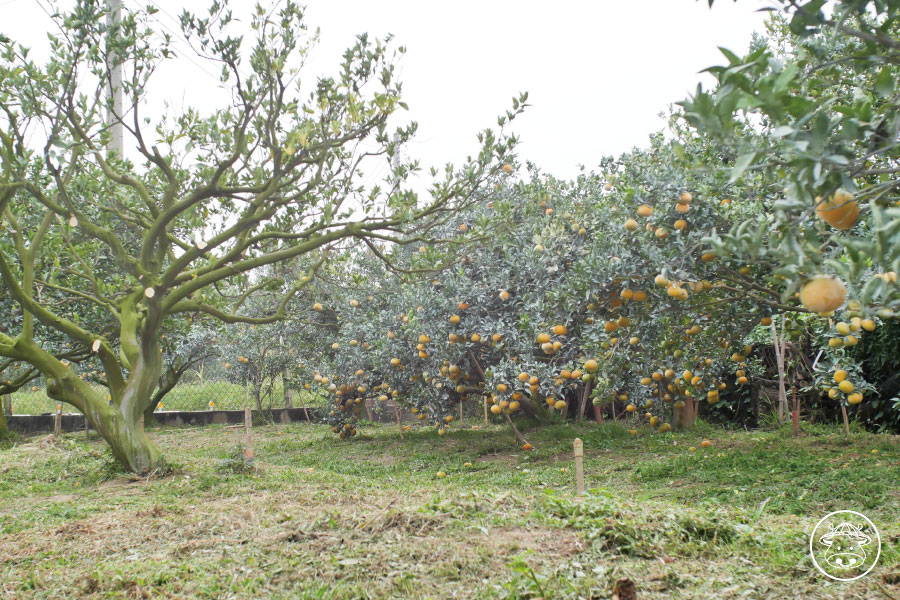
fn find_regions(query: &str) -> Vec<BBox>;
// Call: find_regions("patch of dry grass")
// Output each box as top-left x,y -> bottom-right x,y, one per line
1,421 -> 898,598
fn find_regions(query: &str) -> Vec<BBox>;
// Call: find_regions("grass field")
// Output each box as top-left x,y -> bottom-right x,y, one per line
1,420 -> 898,599
7,381 -> 326,415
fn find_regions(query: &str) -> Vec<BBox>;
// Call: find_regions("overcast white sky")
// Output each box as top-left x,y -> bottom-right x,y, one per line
3,0 -> 772,181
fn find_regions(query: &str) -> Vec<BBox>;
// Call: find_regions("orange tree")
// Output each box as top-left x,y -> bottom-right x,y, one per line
683,0 -> 900,426
298,142 -> 792,444
294,1 -> 900,443
0,2 -> 518,472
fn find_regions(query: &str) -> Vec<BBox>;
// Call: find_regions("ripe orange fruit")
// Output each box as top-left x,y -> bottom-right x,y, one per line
536,333 -> 551,344
667,285 -> 688,300
497,383 -> 508,393
625,403 -> 637,412
584,359 -> 599,372
554,400 -> 566,410
499,290 -> 510,301
700,440 -> 712,448
838,380 -> 854,394
701,253 -> 716,263
633,290 -> 647,302
449,314 -> 461,324
847,393 -> 863,404
313,302 -> 323,311
799,276 -> 847,313
815,189 -> 859,230
502,164 -> 513,174
625,218 -> 639,231
675,203 -> 690,214
761,317 -> 772,326
655,274 -> 669,287
674,219 -> 687,230
522,443 -> 533,451
637,204 -> 653,217
490,404 -> 502,414
553,324 -> 567,336
655,227 -> 668,238
604,321 -> 618,333
470,333 -> 481,343
680,192 -> 693,203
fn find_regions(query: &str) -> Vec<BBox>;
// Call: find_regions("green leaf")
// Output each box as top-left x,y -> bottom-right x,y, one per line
730,152 -> 757,183
874,68 -> 895,98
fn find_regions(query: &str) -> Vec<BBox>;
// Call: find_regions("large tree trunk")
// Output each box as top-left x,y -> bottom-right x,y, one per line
283,368 -> 293,409
39,337 -> 164,474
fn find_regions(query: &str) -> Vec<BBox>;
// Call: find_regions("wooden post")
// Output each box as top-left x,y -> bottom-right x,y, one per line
365,397 -> 374,421
243,407 -> 254,465
573,438 -> 585,496
483,395 -> 488,426
54,405 -> 62,438
791,384 -> 800,436
772,318 -> 789,426
392,399 -> 404,439
841,403 -> 850,435
283,368 -> 294,409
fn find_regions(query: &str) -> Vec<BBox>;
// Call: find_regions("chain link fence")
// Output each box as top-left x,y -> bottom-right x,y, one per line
1,369 -> 325,417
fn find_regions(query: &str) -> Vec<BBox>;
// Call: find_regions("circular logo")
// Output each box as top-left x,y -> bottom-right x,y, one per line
809,510 -> 881,581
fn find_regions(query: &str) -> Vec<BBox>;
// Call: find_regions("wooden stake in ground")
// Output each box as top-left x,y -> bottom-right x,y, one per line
392,399 -> 404,440
54,405 -> 61,438
574,438 -> 585,496
771,318 -> 788,426
483,395 -> 488,427
243,407 -> 254,466
791,384 -> 800,436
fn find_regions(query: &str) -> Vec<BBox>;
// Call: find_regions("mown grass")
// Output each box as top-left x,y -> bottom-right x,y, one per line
8,381 -> 327,415
0,419 -> 898,599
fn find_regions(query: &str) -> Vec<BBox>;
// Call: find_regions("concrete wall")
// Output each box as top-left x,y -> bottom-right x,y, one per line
7,405 -> 408,435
